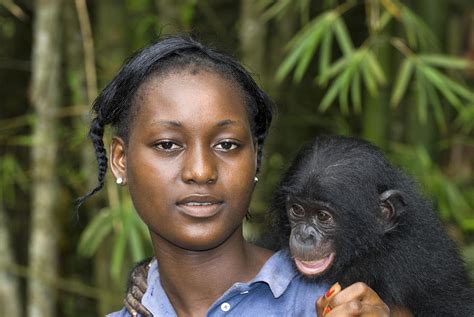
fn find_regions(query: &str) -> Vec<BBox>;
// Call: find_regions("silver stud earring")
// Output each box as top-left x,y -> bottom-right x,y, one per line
116,177 -> 124,185
254,176 -> 259,183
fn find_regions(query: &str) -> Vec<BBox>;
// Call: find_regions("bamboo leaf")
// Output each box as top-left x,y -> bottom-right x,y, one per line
333,17 -> 353,55
419,64 -> 462,110
111,225 -> 127,281
366,51 -> 386,84
390,58 -> 414,107
400,5 -> 439,51
378,10 -> 393,31
442,76 -> 474,101
276,42 -> 311,82
78,209 -> 114,257
319,31 -> 333,78
339,56 -> 361,114
338,69 -> 352,115
293,24 -> 327,82
318,56 -> 348,85
319,73 -> 347,112
425,78 -> 447,132
415,69 -> 428,124
277,13 -> 333,81
351,70 -> 362,113
128,222 -> 145,262
261,0 -> 291,21
419,54 -> 473,70
361,59 -> 378,96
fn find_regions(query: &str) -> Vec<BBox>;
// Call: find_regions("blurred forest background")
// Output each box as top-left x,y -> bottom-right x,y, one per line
1,0 -> 474,316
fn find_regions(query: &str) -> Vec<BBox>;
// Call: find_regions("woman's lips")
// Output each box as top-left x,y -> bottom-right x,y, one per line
176,195 -> 224,218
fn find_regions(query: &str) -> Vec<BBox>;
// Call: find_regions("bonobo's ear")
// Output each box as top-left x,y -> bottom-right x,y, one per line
378,189 -> 406,233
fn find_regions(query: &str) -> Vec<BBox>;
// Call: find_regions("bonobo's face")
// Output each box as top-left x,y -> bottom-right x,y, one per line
287,197 -> 336,277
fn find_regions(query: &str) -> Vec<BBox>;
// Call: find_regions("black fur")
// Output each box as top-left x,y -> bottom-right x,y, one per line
270,135 -> 474,316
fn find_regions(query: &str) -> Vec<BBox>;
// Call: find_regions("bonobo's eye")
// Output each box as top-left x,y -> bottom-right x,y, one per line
316,210 -> 332,222
289,204 -> 305,217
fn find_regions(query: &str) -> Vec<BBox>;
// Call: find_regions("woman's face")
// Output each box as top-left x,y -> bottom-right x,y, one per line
111,70 -> 257,251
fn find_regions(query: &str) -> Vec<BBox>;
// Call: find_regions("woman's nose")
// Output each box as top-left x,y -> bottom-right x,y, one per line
181,145 -> 217,185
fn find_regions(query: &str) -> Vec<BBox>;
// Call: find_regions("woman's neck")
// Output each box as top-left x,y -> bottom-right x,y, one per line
150,227 -> 273,317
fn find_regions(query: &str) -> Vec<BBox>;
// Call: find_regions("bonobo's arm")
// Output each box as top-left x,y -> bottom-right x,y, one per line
124,257 -> 153,317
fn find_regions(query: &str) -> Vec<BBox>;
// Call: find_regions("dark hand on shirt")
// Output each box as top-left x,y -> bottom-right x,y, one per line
316,282 -> 391,316
125,257 -> 153,317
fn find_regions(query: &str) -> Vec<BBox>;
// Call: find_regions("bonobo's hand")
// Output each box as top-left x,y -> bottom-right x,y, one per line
124,257 -> 153,317
316,282 -> 390,317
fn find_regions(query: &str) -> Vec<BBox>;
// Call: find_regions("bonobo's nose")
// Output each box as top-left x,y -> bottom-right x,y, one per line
300,225 -> 318,245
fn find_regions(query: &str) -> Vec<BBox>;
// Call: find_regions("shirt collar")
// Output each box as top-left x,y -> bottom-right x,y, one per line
249,249 -> 298,298
147,249 -> 299,300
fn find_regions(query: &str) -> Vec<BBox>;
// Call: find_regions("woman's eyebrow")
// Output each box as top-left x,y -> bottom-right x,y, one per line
149,119 -> 241,128
151,120 -> 182,127
216,119 -> 238,127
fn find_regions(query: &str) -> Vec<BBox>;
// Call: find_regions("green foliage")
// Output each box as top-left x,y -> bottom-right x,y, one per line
0,154 -> 27,207
78,197 -> 150,282
390,53 -> 474,129
272,0 -> 474,128
463,243 -> 474,281
260,0 -> 313,23
391,143 -> 474,230
0,15 -> 15,38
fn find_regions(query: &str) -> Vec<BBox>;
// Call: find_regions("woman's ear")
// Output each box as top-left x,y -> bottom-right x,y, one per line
110,136 -> 127,181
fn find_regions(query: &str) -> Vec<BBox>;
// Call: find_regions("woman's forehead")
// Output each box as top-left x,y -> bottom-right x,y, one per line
130,70 -> 251,130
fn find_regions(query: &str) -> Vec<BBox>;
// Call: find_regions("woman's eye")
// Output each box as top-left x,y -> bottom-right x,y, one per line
155,141 -> 181,151
214,141 -> 239,151
316,210 -> 332,222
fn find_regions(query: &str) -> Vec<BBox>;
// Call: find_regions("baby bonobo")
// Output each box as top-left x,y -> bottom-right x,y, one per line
125,135 -> 474,316
270,135 -> 473,316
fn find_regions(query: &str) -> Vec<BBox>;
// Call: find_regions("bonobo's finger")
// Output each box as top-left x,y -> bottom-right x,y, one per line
124,297 -> 138,317
130,263 -> 150,293
125,293 -> 153,317
131,285 -> 144,301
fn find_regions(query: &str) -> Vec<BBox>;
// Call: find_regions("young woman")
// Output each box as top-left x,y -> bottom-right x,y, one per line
78,35 -> 390,316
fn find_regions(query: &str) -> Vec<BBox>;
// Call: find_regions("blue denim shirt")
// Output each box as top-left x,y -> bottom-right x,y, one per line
107,250 -> 328,317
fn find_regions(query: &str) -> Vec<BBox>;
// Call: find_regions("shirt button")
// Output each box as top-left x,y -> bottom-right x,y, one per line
220,302 -> 231,312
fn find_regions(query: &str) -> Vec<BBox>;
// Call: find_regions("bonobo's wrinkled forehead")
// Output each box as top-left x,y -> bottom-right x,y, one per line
280,135 -> 399,212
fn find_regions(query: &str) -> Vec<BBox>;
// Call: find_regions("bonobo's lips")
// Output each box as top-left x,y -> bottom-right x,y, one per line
294,253 -> 335,276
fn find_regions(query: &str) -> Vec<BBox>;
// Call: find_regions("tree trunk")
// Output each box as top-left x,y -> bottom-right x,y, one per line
238,0 -> 267,76
0,204 -> 21,317
27,0 -> 62,316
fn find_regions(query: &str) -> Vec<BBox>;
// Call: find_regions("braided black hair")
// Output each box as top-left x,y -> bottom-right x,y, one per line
76,35 -> 274,208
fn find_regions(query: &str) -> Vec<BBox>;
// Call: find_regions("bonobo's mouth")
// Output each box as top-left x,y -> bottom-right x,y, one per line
294,253 -> 335,276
